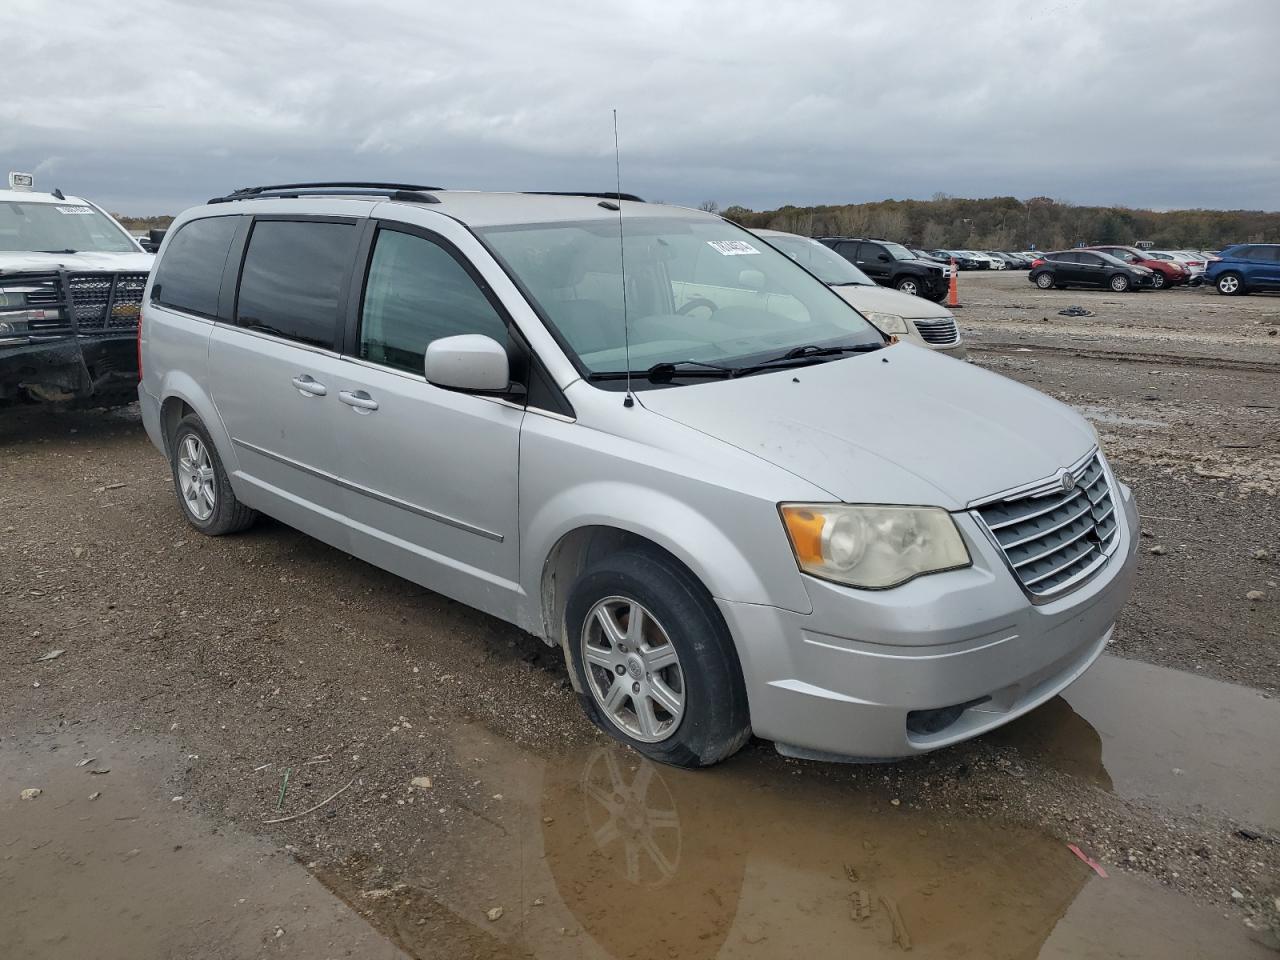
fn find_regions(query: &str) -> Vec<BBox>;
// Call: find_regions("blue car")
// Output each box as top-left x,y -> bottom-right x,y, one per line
1206,243 -> 1280,295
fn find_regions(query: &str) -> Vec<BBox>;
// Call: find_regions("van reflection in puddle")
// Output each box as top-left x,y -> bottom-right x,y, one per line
540,744 -> 1088,959
580,749 -> 682,887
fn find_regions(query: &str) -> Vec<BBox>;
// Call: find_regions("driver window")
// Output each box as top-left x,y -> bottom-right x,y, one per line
359,229 -> 507,375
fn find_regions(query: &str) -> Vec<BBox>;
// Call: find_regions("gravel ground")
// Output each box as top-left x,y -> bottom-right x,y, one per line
2,271 -> 1277,957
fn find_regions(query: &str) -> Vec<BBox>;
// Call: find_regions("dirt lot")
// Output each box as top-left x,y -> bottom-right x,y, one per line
2,271 -> 1278,959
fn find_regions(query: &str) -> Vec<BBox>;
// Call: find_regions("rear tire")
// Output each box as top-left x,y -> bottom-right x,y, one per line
1034,271 -> 1055,289
169,414 -> 258,536
1216,272 -> 1245,296
564,548 -> 751,768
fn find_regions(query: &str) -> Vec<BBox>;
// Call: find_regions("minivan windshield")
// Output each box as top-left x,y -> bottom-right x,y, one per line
0,201 -> 138,253
480,217 -> 881,379
759,233 -> 875,286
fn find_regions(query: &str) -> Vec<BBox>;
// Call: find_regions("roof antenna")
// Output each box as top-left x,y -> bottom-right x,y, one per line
613,109 -> 634,409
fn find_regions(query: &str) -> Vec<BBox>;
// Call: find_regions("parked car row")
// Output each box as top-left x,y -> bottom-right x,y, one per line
926,250 -> 1040,271
814,237 -> 952,301
1027,250 -> 1156,292
1024,244 -> 1280,294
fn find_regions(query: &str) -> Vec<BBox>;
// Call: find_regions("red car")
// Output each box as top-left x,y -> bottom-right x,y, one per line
1085,246 -> 1188,289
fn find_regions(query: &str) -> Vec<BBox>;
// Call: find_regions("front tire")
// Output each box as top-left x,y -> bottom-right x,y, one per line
1110,274 -> 1131,293
1216,272 -> 1245,296
1150,272 -> 1166,289
565,549 -> 751,768
895,276 -> 921,297
170,414 -> 258,535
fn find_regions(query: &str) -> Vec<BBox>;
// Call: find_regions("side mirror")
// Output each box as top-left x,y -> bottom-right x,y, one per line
877,253 -> 890,262
424,335 -> 512,394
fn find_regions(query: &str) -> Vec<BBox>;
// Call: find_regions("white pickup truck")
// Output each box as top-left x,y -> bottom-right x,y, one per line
0,172 -> 154,405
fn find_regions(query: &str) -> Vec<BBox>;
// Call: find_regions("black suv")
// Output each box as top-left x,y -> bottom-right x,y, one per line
1029,250 -> 1153,293
818,237 -> 949,301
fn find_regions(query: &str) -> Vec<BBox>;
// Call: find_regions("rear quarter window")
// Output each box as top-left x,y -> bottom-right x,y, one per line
152,216 -> 241,318
235,219 -> 357,349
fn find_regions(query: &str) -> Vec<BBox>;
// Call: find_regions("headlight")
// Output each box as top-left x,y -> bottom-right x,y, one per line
863,312 -> 909,335
780,504 -> 971,589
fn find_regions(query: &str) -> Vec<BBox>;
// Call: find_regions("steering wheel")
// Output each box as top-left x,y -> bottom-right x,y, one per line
676,297 -> 719,317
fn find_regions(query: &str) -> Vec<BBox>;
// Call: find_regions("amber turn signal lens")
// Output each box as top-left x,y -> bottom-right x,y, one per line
780,506 -> 826,565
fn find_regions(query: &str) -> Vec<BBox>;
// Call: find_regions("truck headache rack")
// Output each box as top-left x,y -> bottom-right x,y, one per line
0,270 -> 147,337
209,182 -> 445,204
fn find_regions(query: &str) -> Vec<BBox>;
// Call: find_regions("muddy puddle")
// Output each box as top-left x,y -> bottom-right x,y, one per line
3,655 -> 1275,959
992,655 -> 1279,828
0,735 -> 403,959
315,656 -> 1275,960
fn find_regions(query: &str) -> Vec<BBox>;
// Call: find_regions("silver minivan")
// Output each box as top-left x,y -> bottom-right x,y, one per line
138,183 -> 1139,768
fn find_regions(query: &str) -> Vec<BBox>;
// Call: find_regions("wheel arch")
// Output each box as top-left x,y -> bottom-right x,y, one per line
529,488 -> 800,688
156,372 -> 235,467
539,526 -> 699,692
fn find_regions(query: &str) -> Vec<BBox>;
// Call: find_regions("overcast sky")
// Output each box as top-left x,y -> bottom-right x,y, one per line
3,0 -> 1277,215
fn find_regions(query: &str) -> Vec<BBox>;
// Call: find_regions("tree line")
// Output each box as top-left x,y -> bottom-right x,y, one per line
715,195 -> 1280,250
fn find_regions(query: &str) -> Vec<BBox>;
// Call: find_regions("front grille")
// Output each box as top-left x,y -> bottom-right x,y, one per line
974,453 -> 1119,598
67,272 -> 147,332
912,316 -> 960,345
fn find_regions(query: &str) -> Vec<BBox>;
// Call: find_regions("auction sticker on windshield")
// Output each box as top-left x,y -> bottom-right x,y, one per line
707,240 -> 760,256
56,206 -> 95,215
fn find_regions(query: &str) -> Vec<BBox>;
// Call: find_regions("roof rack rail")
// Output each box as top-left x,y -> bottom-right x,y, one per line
523,190 -> 646,203
208,182 -> 444,204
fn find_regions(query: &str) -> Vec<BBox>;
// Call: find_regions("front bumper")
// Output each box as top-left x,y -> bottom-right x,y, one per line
0,334 -> 137,400
719,480 -> 1140,760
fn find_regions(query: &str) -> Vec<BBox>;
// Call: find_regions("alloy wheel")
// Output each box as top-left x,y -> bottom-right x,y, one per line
177,434 -> 216,521
898,280 -> 919,296
581,596 -> 686,743
1219,275 -> 1240,294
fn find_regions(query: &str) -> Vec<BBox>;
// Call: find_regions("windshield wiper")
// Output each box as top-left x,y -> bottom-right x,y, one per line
587,359 -> 735,384
731,342 -> 884,378
38,249 -> 78,254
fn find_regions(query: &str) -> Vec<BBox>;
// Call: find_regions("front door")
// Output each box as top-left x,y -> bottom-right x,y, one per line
332,220 -> 525,621
1075,252 -> 1108,286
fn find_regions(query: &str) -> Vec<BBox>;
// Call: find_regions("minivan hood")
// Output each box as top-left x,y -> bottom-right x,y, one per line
638,344 -> 1095,509
830,283 -> 953,319
0,250 -> 153,275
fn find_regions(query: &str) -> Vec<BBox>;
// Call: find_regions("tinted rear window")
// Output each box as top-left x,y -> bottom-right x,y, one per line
235,220 -> 356,349
153,216 -> 240,318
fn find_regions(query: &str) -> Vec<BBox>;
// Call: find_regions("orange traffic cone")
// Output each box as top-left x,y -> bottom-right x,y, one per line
947,258 -> 962,308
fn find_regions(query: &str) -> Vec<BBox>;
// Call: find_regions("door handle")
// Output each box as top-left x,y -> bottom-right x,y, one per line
339,389 -> 379,413
292,374 -> 327,397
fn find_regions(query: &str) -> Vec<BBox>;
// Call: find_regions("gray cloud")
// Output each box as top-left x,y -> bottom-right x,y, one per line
2,0 -> 1277,214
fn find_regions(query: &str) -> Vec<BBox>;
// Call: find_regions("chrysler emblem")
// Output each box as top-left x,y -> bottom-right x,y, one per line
1058,468 -> 1076,493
